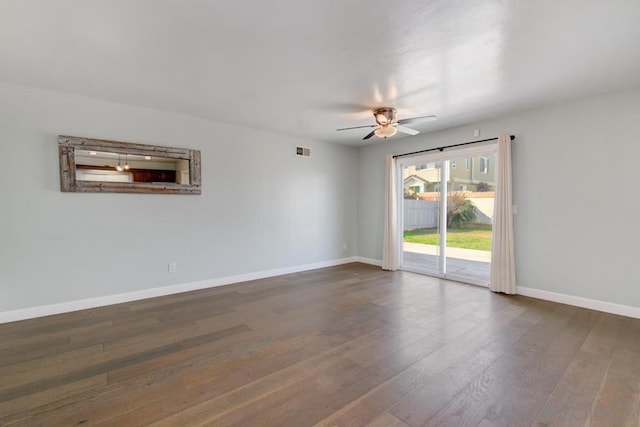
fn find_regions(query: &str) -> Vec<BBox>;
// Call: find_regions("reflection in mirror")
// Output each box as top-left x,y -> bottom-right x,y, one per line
75,150 -> 191,185
58,135 -> 201,194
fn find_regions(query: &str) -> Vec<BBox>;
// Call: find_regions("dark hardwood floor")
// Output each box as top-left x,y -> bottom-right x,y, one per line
0,263 -> 638,426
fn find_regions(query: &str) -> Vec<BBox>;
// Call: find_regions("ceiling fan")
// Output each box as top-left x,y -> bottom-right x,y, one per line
336,107 -> 437,140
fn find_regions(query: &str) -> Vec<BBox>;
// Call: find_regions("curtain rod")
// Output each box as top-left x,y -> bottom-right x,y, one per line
393,135 -> 515,159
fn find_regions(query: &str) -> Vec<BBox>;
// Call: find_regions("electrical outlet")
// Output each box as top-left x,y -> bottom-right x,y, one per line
473,129 -> 480,137
342,242 -> 348,251
168,262 -> 177,273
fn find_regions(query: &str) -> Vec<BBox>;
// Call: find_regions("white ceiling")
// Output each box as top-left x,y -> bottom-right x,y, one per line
1,1 -> 639,145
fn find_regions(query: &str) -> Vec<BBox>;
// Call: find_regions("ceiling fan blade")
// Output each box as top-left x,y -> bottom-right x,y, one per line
397,115 -> 437,125
336,124 -> 378,131
363,129 -> 378,140
395,125 -> 420,136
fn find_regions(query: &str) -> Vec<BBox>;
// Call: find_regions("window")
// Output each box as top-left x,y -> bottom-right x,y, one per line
480,157 -> 489,173
465,158 -> 470,170
434,185 -> 440,192
451,159 -> 456,169
416,163 -> 426,170
458,184 -> 465,191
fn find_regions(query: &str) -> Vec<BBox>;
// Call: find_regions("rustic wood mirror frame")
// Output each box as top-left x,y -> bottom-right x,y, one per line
58,135 -> 201,194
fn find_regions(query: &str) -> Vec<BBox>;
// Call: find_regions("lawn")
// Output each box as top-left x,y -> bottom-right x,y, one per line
403,224 -> 492,251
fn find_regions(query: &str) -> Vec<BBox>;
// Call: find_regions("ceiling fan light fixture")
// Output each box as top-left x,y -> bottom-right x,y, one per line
373,107 -> 397,126
336,106 -> 432,141
375,113 -> 388,125
375,125 -> 397,139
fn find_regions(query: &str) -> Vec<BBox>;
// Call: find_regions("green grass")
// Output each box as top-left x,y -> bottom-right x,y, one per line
403,224 -> 492,251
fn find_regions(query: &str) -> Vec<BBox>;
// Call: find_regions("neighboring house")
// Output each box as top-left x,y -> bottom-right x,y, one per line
402,164 -> 441,193
403,174 -> 430,194
449,156 -> 496,192
402,156 -> 496,194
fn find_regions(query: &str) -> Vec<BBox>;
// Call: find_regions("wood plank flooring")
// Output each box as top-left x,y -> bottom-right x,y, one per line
0,263 -> 638,426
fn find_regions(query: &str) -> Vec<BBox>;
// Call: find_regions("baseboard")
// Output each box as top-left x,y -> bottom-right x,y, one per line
7,260 -> 635,323
0,256 -> 361,324
517,286 -> 640,319
354,257 -> 382,267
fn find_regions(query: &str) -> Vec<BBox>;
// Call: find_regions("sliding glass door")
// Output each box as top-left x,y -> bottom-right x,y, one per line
401,160 -> 443,276
399,145 -> 497,285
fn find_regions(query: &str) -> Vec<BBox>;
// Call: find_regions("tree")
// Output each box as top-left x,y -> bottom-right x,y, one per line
404,188 -> 419,199
447,192 -> 476,228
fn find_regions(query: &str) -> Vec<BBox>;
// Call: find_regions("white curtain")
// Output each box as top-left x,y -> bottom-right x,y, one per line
382,155 -> 399,271
490,133 -> 516,294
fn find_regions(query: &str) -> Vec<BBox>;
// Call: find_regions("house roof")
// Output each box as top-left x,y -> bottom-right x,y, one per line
404,175 -> 430,184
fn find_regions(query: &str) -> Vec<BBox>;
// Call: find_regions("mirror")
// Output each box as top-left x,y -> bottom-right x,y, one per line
74,150 -> 191,185
59,136 -> 201,194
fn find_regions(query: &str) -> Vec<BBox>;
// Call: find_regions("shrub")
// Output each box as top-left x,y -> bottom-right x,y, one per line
477,181 -> 489,192
404,188 -> 419,199
447,192 -> 476,228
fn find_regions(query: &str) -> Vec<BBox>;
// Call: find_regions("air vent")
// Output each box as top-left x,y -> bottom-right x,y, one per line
295,146 -> 311,157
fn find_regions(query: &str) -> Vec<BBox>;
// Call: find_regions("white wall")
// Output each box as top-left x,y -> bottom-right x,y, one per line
358,88 -> 640,308
0,82 -> 358,312
3,81 -> 639,316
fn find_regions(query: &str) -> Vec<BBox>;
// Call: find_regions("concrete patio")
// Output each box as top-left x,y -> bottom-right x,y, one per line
402,242 -> 491,284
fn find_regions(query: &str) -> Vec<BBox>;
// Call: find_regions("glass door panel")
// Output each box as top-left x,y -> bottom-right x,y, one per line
443,154 -> 496,284
401,161 -> 442,275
